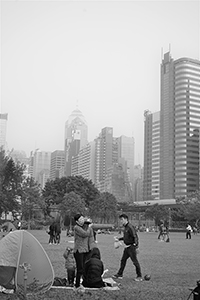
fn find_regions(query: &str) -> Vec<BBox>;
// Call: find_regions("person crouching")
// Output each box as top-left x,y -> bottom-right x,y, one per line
82,247 -> 106,288
63,246 -> 76,286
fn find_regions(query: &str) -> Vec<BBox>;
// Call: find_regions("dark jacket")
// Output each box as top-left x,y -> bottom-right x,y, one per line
119,222 -> 139,247
83,248 -> 105,287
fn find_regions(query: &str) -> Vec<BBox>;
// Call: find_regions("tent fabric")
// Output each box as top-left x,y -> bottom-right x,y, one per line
0,230 -> 22,267
0,230 -> 54,295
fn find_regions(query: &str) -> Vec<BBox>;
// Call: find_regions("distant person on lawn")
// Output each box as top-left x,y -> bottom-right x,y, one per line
73,213 -> 91,288
113,214 -> 142,281
186,224 -> 192,239
158,221 -> 165,241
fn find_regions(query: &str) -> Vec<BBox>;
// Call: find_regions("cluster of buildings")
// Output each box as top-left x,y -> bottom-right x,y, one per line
0,108 -> 141,203
1,51 -> 200,203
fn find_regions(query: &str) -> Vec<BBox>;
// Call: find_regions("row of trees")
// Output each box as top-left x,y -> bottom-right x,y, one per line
0,149 -> 118,225
144,191 -> 200,228
43,176 -> 118,224
0,150 -> 44,223
1,148 -> 200,228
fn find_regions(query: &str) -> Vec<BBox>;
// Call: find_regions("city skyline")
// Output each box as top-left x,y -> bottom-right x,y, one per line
1,1 -> 199,165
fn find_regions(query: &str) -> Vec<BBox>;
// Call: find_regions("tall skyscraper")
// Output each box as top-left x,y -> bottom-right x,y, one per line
104,162 -> 131,203
71,141 -> 95,181
134,165 -> 143,202
143,110 -> 160,200
32,149 -> 51,188
64,108 -> 88,176
0,113 -> 8,151
117,135 -> 135,198
50,150 -> 65,180
94,127 -> 113,189
160,52 -> 200,198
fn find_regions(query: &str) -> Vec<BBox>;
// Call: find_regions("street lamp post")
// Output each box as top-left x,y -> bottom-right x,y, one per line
168,208 -> 171,229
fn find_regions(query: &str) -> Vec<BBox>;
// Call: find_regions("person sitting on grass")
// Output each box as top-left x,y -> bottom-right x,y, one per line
82,247 -> 106,288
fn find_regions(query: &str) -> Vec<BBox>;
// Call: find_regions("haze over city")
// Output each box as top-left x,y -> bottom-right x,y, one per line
1,0 -> 199,165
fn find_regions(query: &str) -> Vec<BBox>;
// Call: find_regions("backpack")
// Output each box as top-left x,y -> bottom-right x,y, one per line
53,277 -> 67,286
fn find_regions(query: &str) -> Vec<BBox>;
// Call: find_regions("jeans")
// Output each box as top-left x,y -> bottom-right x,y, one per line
74,251 -> 87,288
186,231 -> 191,239
117,245 -> 142,277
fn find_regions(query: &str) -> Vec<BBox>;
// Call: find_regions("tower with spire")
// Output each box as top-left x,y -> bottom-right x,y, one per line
64,106 -> 88,177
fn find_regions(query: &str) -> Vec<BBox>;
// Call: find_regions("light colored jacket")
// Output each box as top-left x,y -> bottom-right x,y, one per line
73,224 -> 90,253
63,249 -> 76,270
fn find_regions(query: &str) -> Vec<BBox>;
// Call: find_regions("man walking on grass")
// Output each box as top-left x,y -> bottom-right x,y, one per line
113,214 -> 142,281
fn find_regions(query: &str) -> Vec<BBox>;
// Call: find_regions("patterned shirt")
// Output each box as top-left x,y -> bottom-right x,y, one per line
73,224 -> 90,253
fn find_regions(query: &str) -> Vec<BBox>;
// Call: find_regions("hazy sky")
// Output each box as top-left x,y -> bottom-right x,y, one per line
1,0 -> 199,165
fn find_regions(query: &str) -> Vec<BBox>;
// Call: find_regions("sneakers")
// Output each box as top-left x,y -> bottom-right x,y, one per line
134,277 -> 143,282
112,274 -> 123,279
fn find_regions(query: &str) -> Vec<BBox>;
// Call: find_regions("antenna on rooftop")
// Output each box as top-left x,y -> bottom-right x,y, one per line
76,99 -> 79,109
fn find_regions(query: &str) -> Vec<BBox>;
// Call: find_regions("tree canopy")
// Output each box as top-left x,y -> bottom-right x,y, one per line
0,149 -> 25,217
144,204 -> 170,226
59,191 -> 87,228
89,192 -> 118,223
20,177 -> 42,221
43,176 -> 100,208
176,190 -> 200,227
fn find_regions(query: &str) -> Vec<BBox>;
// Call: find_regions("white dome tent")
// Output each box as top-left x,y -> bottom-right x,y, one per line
0,230 -> 54,297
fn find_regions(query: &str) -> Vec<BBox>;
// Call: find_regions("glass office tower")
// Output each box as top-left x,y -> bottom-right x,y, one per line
160,52 -> 200,198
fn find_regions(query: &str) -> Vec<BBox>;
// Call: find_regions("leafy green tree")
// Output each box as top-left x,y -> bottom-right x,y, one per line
89,192 -> 118,223
59,191 -> 87,229
0,149 -> 25,217
65,176 -> 99,206
43,176 -> 99,209
144,204 -> 169,226
176,191 -> 200,227
20,177 -> 42,228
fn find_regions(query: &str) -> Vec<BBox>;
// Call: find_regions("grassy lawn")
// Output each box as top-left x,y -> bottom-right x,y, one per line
1,229 -> 200,300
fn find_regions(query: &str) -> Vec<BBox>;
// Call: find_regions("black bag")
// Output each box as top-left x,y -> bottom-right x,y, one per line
53,277 -> 67,286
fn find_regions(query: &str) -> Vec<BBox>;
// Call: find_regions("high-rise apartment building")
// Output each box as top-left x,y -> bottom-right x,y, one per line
134,165 -> 143,202
143,110 -> 160,200
64,108 -> 88,176
50,150 -> 65,180
32,149 -> 51,187
117,135 -> 135,198
0,113 -> 8,151
160,52 -> 200,198
94,128 -> 134,202
71,141 -> 95,181
94,127 -> 113,189
104,162 -> 131,203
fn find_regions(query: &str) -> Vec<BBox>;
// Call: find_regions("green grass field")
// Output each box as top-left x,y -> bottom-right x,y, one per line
1,230 -> 200,300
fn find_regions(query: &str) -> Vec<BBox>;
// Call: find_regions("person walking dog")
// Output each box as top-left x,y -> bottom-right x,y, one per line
113,214 -> 142,281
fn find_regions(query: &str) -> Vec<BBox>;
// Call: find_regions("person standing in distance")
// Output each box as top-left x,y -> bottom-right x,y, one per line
113,214 -> 142,281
